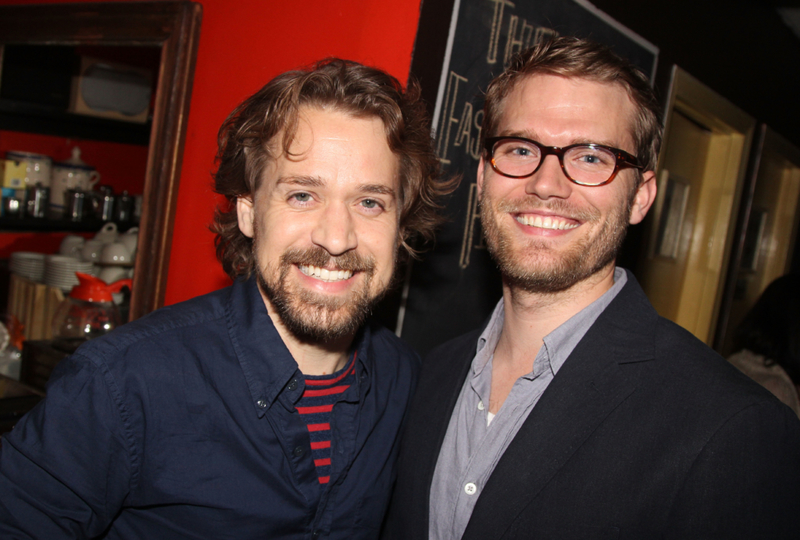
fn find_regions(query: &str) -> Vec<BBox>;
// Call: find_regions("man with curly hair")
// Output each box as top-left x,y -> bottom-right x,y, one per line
0,59 -> 450,540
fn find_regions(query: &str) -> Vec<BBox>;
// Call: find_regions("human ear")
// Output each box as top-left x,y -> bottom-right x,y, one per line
477,157 -> 487,199
236,196 -> 256,238
629,171 -> 657,225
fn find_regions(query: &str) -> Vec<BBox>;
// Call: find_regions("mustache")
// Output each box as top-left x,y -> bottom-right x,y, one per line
493,195 -> 600,222
281,247 -> 376,273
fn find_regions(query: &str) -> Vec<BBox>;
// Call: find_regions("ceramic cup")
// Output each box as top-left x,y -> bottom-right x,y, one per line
81,239 -> 105,263
98,265 -> 130,284
94,223 -> 119,244
100,242 -> 132,265
94,222 -> 119,244
118,227 -> 139,257
59,235 -> 86,258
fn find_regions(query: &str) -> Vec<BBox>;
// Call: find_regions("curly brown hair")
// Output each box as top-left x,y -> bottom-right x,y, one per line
212,58 -> 453,279
482,36 -> 663,180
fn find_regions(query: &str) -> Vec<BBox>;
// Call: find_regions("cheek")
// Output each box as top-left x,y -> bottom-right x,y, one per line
361,222 -> 400,269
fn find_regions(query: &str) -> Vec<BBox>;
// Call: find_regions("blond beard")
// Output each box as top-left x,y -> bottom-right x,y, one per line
480,192 -> 631,294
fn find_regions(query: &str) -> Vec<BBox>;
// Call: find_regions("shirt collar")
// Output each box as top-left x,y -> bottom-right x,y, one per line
226,276 -> 372,417
473,267 -> 628,378
473,300 -> 505,376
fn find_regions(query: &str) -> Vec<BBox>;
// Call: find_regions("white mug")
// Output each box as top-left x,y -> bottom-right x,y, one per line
50,164 -> 101,217
98,265 -> 130,284
100,242 -> 132,265
81,239 -> 105,263
94,222 -> 119,244
59,235 -> 86,258
118,227 -> 139,257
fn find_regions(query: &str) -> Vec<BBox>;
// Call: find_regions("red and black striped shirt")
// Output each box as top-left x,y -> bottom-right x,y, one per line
296,352 -> 357,484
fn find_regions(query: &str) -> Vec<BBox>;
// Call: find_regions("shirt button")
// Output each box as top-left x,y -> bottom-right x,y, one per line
257,400 -> 267,409
293,446 -> 304,457
464,482 -> 477,495
312,532 -> 320,539
477,401 -> 485,411
287,379 -> 298,391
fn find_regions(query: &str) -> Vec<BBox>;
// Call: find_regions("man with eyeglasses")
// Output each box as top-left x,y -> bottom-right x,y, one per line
383,37 -> 800,540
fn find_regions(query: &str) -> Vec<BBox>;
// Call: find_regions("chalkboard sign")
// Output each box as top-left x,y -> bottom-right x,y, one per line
400,0 -> 658,354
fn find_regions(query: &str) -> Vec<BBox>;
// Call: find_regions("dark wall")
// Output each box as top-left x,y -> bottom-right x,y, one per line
589,0 -> 800,149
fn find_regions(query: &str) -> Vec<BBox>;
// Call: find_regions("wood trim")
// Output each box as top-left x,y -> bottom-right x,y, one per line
132,3 -> 202,320
0,2 -> 203,320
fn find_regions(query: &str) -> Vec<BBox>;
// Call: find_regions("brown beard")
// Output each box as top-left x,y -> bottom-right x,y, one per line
256,246 -> 387,344
480,191 -> 632,294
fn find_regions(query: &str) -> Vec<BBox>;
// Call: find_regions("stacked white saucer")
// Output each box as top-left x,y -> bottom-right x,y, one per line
44,255 -> 95,292
9,252 -> 46,283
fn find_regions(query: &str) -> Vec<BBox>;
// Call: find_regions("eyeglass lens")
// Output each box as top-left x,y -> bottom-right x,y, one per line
491,139 -> 619,185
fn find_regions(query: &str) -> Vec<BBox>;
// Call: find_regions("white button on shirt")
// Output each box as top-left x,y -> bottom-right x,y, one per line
464,483 -> 477,495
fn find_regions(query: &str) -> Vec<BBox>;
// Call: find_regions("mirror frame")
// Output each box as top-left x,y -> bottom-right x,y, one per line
0,1 -> 202,320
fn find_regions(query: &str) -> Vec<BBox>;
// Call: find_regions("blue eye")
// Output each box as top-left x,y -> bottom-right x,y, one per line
292,193 -> 311,202
362,199 -> 379,209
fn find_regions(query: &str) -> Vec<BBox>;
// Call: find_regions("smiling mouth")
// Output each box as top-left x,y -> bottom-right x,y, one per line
515,214 -> 579,230
298,265 -> 354,282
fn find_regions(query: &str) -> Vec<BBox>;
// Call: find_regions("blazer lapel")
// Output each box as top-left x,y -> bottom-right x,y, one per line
463,274 -> 658,540
399,328 -> 481,538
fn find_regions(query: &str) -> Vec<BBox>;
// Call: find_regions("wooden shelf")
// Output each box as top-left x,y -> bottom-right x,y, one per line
0,98 -> 150,146
0,216 -> 138,234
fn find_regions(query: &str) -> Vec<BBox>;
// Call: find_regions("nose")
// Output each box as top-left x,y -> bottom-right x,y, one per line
525,154 -> 573,200
310,202 -> 358,256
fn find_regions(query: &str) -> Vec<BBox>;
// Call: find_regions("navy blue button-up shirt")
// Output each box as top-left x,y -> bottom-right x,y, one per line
0,277 -> 420,539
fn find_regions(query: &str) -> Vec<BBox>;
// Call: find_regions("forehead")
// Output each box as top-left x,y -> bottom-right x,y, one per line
498,74 -> 637,151
261,106 -> 399,193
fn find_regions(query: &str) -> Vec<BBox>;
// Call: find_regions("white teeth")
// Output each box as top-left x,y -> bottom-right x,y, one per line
516,215 -> 579,230
299,265 -> 353,282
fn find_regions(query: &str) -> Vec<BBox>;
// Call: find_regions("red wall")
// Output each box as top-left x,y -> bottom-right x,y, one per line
0,0 -> 424,306
167,0 -> 423,304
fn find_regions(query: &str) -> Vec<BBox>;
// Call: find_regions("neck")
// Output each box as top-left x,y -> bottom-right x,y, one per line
258,292 -> 353,377
279,328 -> 352,376
496,264 -> 617,366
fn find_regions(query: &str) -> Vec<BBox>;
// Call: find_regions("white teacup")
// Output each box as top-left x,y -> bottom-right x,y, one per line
100,242 -> 132,265
81,239 -> 105,263
98,265 -> 130,284
94,222 -> 119,244
59,235 -> 86,258
118,227 -> 139,257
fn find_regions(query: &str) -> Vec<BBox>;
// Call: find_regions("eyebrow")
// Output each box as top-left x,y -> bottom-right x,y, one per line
276,175 -> 324,188
276,175 -> 397,199
359,184 -> 396,198
500,130 -> 621,149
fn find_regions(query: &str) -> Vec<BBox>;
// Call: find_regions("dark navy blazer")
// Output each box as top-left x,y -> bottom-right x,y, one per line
384,271 -> 800,540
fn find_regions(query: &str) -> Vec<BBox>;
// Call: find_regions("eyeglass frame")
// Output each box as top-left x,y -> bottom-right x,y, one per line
483,136 -> 643,187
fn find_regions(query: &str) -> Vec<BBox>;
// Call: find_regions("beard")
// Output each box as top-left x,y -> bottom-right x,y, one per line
480,191 -> 632,294
255,245 -> 390,344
